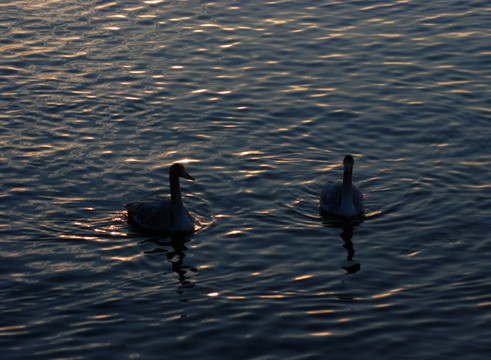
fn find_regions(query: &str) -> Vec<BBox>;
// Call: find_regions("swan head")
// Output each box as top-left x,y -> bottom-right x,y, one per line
343,155 -> 355,173
170,163 -> 195,181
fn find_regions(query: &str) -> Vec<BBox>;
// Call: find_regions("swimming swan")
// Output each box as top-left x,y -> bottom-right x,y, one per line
125,163 -> 195,233
320,155 -> 364,217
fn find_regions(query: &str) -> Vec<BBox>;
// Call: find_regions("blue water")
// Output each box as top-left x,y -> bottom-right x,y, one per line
1,0 -> 491,359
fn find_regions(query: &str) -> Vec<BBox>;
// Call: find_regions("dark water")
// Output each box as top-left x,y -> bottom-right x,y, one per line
1,0 -> 490,359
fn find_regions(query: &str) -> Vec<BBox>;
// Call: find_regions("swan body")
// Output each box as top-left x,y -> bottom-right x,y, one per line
125,163 -> 195,233
320,155 -> 364,218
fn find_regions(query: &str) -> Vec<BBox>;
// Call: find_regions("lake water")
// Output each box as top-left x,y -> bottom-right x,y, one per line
1,0 -> 490,359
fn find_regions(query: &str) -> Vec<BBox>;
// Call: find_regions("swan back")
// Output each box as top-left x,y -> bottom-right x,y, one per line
320,155 -> 364,217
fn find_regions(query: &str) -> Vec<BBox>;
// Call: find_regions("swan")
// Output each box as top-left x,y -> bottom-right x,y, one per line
125,163 -> 195,233
320,155 -> 364,217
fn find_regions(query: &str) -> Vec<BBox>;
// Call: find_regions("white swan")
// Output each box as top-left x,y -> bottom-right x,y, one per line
320,155 -> 364,217
125,163 -> 195,233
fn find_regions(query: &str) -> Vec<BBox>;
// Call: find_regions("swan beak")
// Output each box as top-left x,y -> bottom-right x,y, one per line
185,172 -> 195,181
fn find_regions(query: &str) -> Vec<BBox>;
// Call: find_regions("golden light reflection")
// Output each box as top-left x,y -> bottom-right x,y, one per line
336,318 -> 351,323
198,264 -> 212,269
264,18 -> 292,25
227,296 -> 246,300
102,244 -> 127,251
72,90 -> 92,95
298,179 -> 317,185
407,251 -> 421,257
375,303 -> 392,308
469,106 -> 491,113
377,33 -> 402,38
445,32 -> 478,38
60,234 -> 98,241
220,42 -> 240,48
294,275 -> 313,281
60,51 -> 87,58
478,302 -> 491,307
111,254 -> 143,261
307,309 -> 334,315
310,92 -> 331,98
318,163 -> 340,173
94,2 -> 117,10
372,288 -> 403,299
437,80 -> 469,86
383,61 -> 416,66
255,209 -> 276,215
365,210 -> 382,218
207,292 -> 219,297
259,294 -> 285,299
170,17 -> 192,22
0,325 -> 27,334
10,187 -> 28,192
175,158 -> 200,165
125,6 -> 144,11
234,150 -> 264,156
310,332 -> 333,337
463,184 -> 491,189
201,23 -> 222,28
0,42 -> 23,53
239,169 -> 267,178
283,85 -> 310,93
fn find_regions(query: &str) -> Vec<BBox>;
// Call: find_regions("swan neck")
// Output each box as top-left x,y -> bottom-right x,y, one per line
170,175 -> 183,208
342,170 -> 353,199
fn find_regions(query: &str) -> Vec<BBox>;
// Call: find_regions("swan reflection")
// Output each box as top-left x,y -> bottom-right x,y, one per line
140,235 -> 197,293
323,217 -> 364,274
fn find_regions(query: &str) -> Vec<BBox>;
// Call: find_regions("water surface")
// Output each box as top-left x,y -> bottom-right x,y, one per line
1,0 -> 491,359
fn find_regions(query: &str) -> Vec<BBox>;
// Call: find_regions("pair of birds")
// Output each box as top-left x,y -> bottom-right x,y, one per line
125,155 -> 364,233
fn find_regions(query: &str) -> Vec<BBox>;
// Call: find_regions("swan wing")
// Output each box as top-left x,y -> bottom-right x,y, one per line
125,196 -> 173,231
352,185 -> 365,214
320,181 -> 342,214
